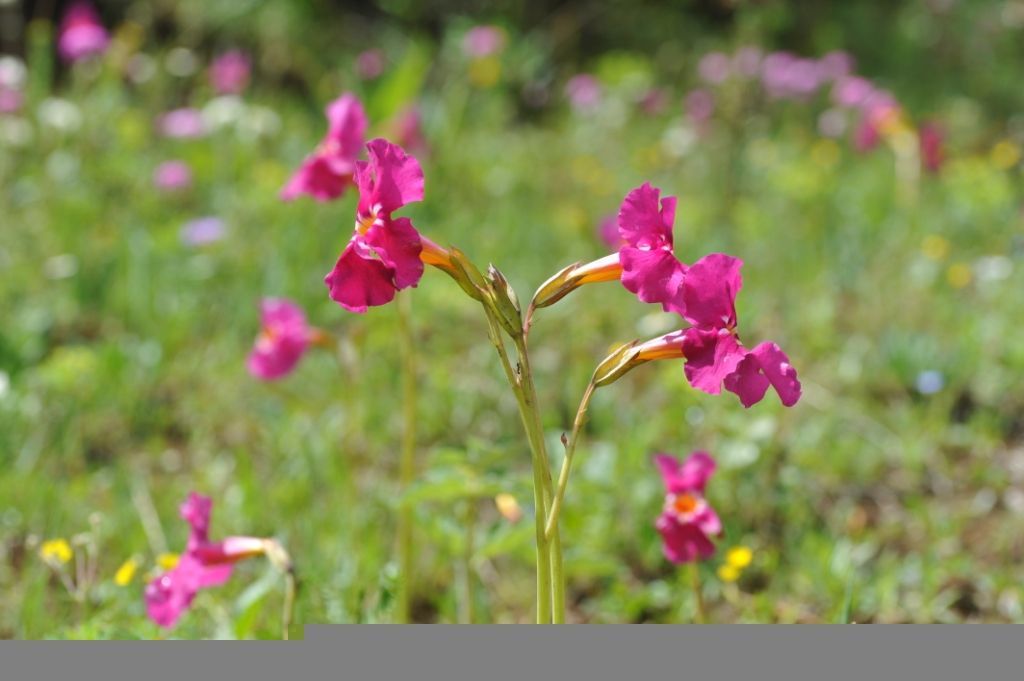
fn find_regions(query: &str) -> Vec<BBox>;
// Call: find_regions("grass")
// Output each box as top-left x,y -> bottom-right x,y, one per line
2,21 -> 1024,637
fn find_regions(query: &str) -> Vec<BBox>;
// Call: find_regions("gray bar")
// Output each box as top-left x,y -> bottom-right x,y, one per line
1,625 -> 1020,681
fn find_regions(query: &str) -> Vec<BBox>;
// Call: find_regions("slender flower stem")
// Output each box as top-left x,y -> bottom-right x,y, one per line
483,309 -> 553,622
690,562 -> 705,624
457,500 -> 476,624
545,376 -> 598,540
396,292 -> 418,623
282,570 -> 296,640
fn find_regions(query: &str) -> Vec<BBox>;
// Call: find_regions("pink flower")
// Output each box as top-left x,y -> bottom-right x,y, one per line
462,26 -> 506,58
209,50 -> 251,95
0,86 -> 22,114
642,253 -> 802,408
324,138 -> 425,313
597,214 -> 620,249
615,183 -> 687,316
392,106 -> 429,157
247,298 -> 313,380
145,493 -> 266,629
158,108 -> 206,139
832,75 -> 874,109
698,52 -> 732,85
685,89 -> 715,125
280,93 -> 367,202
919,121 -> 944,173
654,452 -> 721,564
819,50 -> 855,80
356,49 -> 386,80
153,160 -> 192,191
57,2 -> 109,64
638,87 -> 669,116
565,74 -> 602,112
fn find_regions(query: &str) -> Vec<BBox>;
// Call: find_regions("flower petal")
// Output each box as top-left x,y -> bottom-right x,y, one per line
617,183 -> 675,249
682,253 -> 742,329
619,247 -> 687,315
325,93 -> 368,162
681,327 -> 747,395
324,238 -> 398,313
280,154 -> 353,202
656,514 -> 716,564
654,451 -> 716,494
724,341 -> 802,407
363,217 -> 424,290
357,139 -> 424,215
693,504 -> 722,537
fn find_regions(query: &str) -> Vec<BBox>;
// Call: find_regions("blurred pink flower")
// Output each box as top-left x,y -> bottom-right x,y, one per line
324,138 -> 425,313
153,160 -> 192,191
462,25 -> 506,58
281,92 -> 367,202
654,452 -> 721,564
180,217 -> 225,246
597,214 -> 621,249
356,49 -> 386,80
761,53 -> 822,99
57,1 -> 109,64
145,493 -> 267,629
638,87 -> 669,116
565,74 -> 602,112
832,75 -> 874,109
685,88 -> 715,125
247,298 -> 313,380
158,108 -> 207,139
392,106 -> 429,157
698,51 -> 732,84
919,122 -> 945,173
819,50 -> 855,80
209,50 -> 251,95
0,87 -> 22,114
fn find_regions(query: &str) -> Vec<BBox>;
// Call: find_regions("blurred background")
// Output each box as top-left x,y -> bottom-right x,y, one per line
2,0 -> 1024,635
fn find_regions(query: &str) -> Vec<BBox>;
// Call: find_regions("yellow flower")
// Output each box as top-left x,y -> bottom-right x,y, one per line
39,538 -> 73,565
990,140 -> 1021,171
114,558 -> 139,586
157,553 -> 180,571
947,262 -> 972,289
921,235 -> 950,261
726,546 -> 753,569
494,493 -> 523,523
717,564 -> 741,583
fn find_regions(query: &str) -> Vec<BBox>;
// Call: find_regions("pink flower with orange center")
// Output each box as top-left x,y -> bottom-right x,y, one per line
654,452 -> 721,563
281,93 -> 368,202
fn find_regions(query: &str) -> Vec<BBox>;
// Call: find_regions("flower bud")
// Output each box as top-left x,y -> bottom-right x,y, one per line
531,253 -> 622,309
486,264 -> 523,337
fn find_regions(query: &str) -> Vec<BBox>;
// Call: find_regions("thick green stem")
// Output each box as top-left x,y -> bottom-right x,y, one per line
396,293 -> 417,623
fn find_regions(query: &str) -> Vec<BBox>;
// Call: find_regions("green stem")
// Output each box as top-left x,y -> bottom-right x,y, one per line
457,500 -> 476,624
396,292 -> 417,623
545,376 -> 598,540
483,309 -> 552,623
691,562 -> 705,624
282,570 -> 296,640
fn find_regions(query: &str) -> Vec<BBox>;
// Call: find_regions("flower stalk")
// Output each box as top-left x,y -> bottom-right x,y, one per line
396,291 -> 417,623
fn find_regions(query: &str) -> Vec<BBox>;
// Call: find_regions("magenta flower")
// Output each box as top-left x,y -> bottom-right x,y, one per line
615,183 -> 687,316
654,452 -> 721,564
565,74 -> 602,112
831,75 -> 874,109
153,160 -> 193,191
919,122 -> 944,174
818,50 -> 855,80
145,493 -> 267,629
0,86 -> 22,114
667,253 -> 801,407
158,108 -> 207,139
280,92 -> 367,202
324,138 -> 425,313
392,106 -> 429,157
57,1 -> 109,64
462,25 -> 506,58
247,298 -> 313,380
597,214 -> 621,249
209,50 -> 251,95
